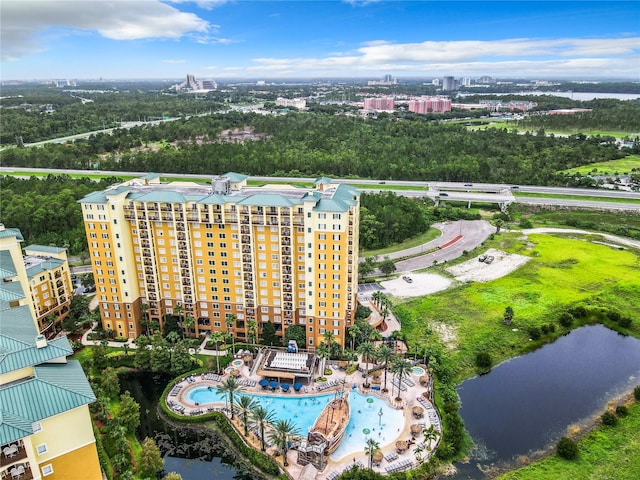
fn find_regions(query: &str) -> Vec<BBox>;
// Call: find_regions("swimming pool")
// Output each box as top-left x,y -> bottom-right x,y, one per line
185,387 -> 403,458
413,366 -> 425,376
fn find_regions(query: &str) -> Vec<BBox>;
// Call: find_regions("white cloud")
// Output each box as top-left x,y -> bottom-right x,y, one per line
167,0 -> 229,10
245,37 -> 640,78
1,0 -> 210,61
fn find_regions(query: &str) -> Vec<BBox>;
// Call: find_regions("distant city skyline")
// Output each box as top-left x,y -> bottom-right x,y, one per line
1,1 -> 639,81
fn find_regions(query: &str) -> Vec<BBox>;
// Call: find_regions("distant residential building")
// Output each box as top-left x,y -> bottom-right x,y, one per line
363,97 -> 395,111
442,76 -> 457,91
0,224 -> 101,480
408,96 -> 452,114
276,97 -> 307,109
548,108 -> 592,115
461,77 -> 472,87
477,76 -> 495,84
23,245 -> 74,335
479,100 -> 537,112
368,75 -> 398,86
172,74 -> 217,93
431,78 -> 440,87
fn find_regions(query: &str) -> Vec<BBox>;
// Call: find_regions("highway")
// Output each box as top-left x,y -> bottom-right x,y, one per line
1,166 -> 639,210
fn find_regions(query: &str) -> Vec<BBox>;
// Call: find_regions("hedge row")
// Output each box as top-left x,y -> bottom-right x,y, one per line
159,371 -> 280,477
92,421 -> 113,480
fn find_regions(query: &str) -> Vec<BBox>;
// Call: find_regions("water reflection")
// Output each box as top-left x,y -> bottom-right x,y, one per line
454,325 -> 640,479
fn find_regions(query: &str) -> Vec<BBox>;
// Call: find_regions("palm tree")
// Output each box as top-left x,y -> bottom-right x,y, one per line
183,314 -> 195,338
371,291 -> 383,309
226,314 -> 237,355
375,344 -> 394,393
247,319 -> 258,353
357,341 -> 376,388
210,331 -> 225,373
365,438 -> 380,470
348,324 -> 360,351
234,395 -> 257,437
140,303 -> 150,336
267,419 -> 300,467
391,357 -> 413,401
423,424 -> 439,450
174,303 -> 185,338
251,404 -> 275,451
413,444 -> 424,462
216,377 -> 244,419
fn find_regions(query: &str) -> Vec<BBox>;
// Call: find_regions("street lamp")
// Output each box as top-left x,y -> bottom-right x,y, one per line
378,407 -> 383,426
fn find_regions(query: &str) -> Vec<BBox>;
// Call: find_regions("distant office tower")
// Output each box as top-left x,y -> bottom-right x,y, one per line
477,76 -> 495,84
461,77 -> 472,87
408,96 -> 452,114
442,76 -> 456,91
0,224 -> 102,480
363,97 -> 395,111
173,74 -> 217,92
79,174 -> 360,349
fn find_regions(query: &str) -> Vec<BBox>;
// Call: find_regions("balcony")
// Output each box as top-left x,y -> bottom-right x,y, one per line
147,205 -> 158,211
148,215 -> 160,221
161,206 -> 171,212
1,441 -> 28,467
0,462 -> 33,480
244,273 -> 253,282
162,214 -> 173,222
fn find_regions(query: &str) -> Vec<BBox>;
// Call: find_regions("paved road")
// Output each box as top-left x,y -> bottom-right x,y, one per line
2,167 -> 638,210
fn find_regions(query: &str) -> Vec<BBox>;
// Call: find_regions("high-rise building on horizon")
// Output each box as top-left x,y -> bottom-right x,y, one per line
442,76 -> 457,91
363,97 -> 395,111
78,174 -> 360,349
408,96 -> 452,114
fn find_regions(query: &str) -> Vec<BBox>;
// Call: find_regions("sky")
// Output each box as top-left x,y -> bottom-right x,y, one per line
1,0 -> 639,81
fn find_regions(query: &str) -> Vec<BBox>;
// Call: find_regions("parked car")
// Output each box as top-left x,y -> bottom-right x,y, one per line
478,254 -> 487,262
484,256 -> 495,264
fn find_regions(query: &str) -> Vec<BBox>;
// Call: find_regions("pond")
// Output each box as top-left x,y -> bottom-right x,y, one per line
454,324 -> 640,479
120,373 -> 250,480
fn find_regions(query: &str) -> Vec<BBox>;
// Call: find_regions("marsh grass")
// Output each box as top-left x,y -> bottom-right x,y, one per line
497,400 -> 640,480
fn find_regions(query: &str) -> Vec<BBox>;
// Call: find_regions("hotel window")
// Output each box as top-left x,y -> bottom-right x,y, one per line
36,443 -> 48,455
32,421 -> 42,433
41,465 -> 54,476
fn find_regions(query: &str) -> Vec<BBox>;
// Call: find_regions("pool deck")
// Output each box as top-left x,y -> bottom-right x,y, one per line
167,359 -> 441,479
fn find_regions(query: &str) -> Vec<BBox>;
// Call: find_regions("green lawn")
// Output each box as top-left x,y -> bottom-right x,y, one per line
360,228 -> 442,258
560,155 -> 640,176
513,191 -> 640,204
395,232 -> 640,380
498,400 -> 640,480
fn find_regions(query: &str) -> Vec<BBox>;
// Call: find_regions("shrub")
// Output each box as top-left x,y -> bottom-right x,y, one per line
475,352 -> 492,370
559,312 -> 574,328
519,218 -> 533,229
607,310 -> 622,322
634,386 -> 640,401
615,405 -> 629,417
528,327 -> 541,340
557,436 -> 578,459
541,325 -> 549,335
569,306 -> 587,318
619,317 -> 632,328
601,411 -> 618,426
547,323 -> 556,333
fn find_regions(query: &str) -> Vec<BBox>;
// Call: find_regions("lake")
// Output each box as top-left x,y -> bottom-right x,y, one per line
458,91 -> 640,101
454,324 -> 640,479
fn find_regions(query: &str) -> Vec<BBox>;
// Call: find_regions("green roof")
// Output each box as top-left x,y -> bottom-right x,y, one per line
0,228 -> 23,241
78,190 -> 109,204
0,250 -> 18,278
132,190 -> 188,204
0,281 -> 25,303
237,194 -> 295,208
223,172 -> 248,183
24,245 -> 67,254
197,194 -> 228,205
314,176 -> 332,185
0,316 -> 73,374
25,258 -> 65,279
0,361 -> 95,444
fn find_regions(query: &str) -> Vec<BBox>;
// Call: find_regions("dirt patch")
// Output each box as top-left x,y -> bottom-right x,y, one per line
380,273 -> 452,298
430,321 -> 458,350
446,248 -> 530,283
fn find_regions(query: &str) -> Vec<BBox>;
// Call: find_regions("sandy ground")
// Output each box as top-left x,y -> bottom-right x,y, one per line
380,274 -> 452,298
446,248 -> 531,283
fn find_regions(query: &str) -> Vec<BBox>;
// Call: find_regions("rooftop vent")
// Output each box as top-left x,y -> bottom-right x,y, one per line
35,334 -> 48,349
211,175 -> 231,195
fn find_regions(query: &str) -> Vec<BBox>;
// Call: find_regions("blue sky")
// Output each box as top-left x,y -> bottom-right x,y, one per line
1,1 -> 639,81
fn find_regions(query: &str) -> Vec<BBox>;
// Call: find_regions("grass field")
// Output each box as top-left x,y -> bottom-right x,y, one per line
467,123 -> 638,138
497,400 -> 640,480
560,155 -> 640,176
513,191 -> 640,204
395,232 -> 640,380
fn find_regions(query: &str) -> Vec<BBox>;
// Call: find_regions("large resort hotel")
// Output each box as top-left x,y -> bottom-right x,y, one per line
79,172 -> 360,349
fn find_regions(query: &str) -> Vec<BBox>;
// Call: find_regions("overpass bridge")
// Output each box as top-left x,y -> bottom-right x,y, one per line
426,184 -> 515,212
